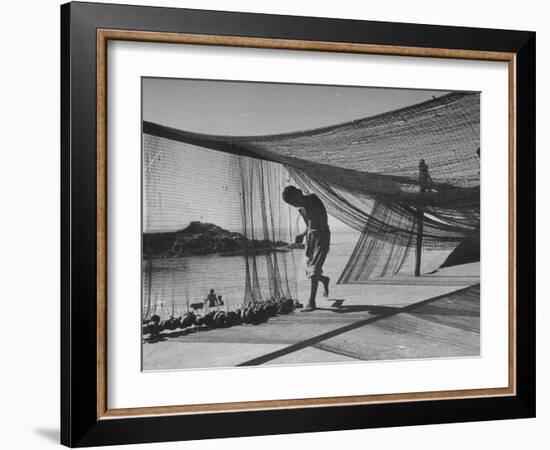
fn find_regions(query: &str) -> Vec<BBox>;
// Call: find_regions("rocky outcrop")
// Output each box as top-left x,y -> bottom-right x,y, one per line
143,221 -> 288,258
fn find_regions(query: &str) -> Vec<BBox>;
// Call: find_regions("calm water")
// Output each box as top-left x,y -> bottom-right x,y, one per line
142,230 -> 449,318
142,230 -> 360,317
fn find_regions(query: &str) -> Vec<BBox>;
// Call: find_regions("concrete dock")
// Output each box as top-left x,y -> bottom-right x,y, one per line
142,263 -> 480,371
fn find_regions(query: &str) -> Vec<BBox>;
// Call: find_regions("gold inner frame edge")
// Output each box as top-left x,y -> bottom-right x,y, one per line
95,29 -> 517,420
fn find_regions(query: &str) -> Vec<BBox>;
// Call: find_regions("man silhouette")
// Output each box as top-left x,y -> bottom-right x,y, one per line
418,159 -> 434,192
282,186 -> 330,312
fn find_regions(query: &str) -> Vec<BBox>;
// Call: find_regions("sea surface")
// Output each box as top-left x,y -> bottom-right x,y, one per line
142,230 -> 450,318
143,230 -> 360,317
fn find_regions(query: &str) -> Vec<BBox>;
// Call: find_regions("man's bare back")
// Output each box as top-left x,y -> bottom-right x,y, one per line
298,194 -> 329,231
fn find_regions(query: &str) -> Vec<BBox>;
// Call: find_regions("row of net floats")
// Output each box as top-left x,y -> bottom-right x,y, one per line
143,297 -> 301,338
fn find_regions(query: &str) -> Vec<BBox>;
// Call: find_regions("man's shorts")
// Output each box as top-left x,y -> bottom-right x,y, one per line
305,228 -> 330,279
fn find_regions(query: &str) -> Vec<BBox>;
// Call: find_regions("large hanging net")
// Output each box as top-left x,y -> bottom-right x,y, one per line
143,91 -> 480,294
143,135 -> 300,317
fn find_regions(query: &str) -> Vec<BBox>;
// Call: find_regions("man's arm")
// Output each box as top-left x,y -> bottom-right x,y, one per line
295,207 -> 309,243
295,230 -> 306,244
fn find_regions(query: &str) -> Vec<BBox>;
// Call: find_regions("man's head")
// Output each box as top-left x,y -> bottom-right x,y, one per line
282,185 -> 305,207
209,288 -> 215,294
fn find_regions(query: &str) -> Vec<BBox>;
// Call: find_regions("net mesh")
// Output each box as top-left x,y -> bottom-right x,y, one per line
143,91 -> 479,297
143,136 -> 299,316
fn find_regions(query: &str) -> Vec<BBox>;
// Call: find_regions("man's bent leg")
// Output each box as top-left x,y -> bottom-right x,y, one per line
319,275 -> 330,298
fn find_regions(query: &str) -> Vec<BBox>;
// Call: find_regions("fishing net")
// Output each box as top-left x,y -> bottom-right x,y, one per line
143,135 -> 299,316
143,91 -> 479,296
235,156 -> 297,305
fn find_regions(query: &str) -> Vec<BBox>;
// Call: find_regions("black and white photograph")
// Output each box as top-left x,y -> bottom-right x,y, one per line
141,78 -> 481,371
0,0 -> 541,447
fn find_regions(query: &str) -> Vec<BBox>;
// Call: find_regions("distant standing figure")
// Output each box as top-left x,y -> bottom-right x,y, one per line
206,289 -> 218,307
418,159 -> 434,192
282,186 -> 331,312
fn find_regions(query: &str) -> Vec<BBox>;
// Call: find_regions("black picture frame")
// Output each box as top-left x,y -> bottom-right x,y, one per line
61,1 -> 535,447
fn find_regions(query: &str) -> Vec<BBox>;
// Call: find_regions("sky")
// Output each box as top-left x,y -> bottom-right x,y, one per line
143,78 -> 448,136
142,78 -> 450,233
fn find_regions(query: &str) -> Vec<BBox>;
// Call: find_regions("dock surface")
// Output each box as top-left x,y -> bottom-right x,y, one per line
143,263 -> 480,370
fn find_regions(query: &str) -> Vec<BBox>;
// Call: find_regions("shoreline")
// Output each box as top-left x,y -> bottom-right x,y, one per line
143,262 -> 480,370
